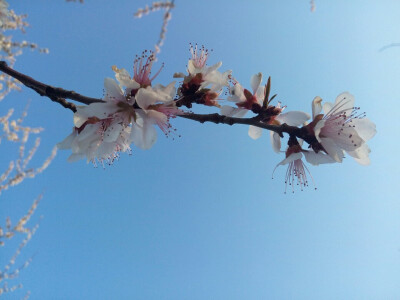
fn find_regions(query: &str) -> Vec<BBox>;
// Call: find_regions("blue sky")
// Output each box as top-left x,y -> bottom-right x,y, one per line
1,0 -> 400,299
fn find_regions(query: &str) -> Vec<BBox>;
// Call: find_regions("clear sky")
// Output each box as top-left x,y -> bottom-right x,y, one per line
1,0 -> 400,299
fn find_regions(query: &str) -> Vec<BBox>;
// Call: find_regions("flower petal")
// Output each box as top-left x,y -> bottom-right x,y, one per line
278,152 -> 303,166
346,143 -> 371,165
57,131 -> 77,151
319,137 -> 345,162
312,96 -> 322,119
103,123 -> 123,143
303,150 -> 336,165
270,131 -> 281,153
276,111 -> 310,126
104,78 -> 124,101
250,72 -> 262,95
130,116 -> 157,150
220,106 -> 248,117
248,125 -> 262,140
352,118 -> 376,141
136,87 -> 159,109
334,92 -> 355,111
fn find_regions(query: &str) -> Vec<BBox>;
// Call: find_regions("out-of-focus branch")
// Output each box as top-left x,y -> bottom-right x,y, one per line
0,196 -> 41,297
0,106 -> 58,194
134,1 -> 175,56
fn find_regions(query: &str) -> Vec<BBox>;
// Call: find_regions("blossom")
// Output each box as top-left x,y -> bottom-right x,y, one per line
132,82 -> 182,149
273,141 -> 336,193
57,122 -> 132,165
58,51 -> 181,163
58,73 -> 137,164
310,92 -> 376,165
174,44 -> 231,107
220,72 -> 264,118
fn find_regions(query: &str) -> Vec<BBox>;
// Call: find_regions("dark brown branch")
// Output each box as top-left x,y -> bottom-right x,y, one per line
179,113 -> 312,142
0,61 -> 317,144
0,61 -> 103,112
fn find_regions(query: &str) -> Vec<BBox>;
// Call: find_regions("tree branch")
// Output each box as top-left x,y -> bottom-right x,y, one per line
0,61 -> 102,112
0,61 -> 316,143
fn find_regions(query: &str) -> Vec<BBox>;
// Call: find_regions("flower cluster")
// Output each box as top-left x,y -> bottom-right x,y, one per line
273,92 -> 376,192
58,51 -> 182,166
57,45 -> 376,192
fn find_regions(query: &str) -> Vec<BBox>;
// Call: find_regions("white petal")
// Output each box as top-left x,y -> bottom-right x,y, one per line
76,124 -> 99,142
319,137 -> 345,162
220,106 -> 248,117
57,129 -> 76,149
131,118 -> 157,150
187,60 -> 197,74
74,103 -> 117,127
73,108 -> 89,128
353,155 -> 371,165
303,150 -> 336,165
228,84 -> 245,103
147,109 -> 168,125
67,153 -> 85,162
104,78 -> 124,101
346,143 -> 371,165
276,111 -> 310,126
250,72 -> 262,95
270,131 -> 281,153
248,125 -> 262,140
353,118 -> 376,141
201,70 -> 229,90
153,82 -> 176,100
272,152 -> 303,179
207,61 -> 222,73
103,123 -> 123,143
334,92 -> 355,111
135,87 -> 158,109
322,102 -> 333,114
312,96 -> 322,119
255,86 -> 265,105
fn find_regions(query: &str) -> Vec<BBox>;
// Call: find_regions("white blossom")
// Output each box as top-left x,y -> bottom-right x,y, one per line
311,92 -> 376,165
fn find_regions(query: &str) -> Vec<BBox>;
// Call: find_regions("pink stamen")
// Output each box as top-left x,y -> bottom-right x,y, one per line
190,43 -> 209,69
133,51 -> 164,86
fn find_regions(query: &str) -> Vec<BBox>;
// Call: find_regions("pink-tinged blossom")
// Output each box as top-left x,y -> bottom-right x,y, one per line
111,65 -> 140,96
58,74 -> 137,164
273,146 -> 314,193
174,44 -> 231,107
273,142 -> 335,193
221,73 -> 264,118
57,121 -> 132,166
186,44 -> 230,91
311,92 -> 376,165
